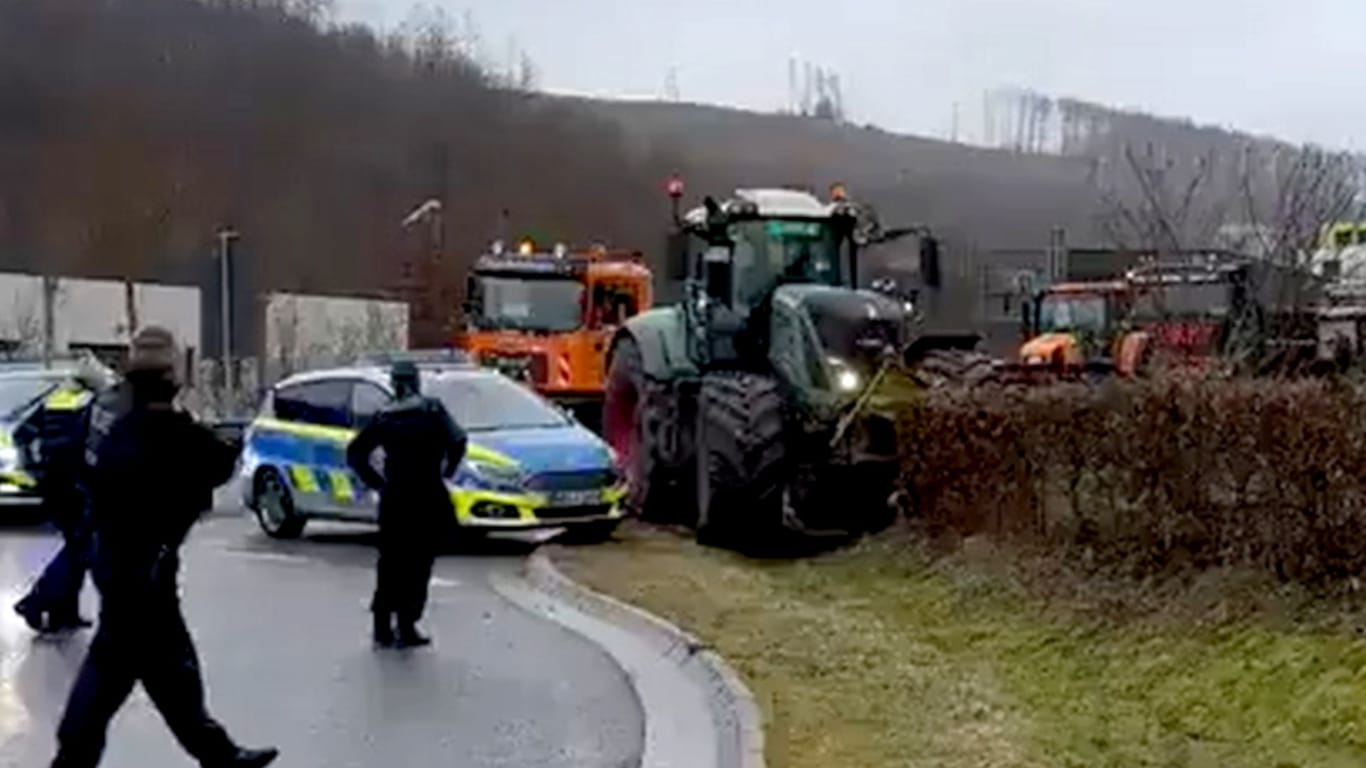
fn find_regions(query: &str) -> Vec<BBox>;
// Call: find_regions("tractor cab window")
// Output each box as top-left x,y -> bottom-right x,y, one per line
470,275 -> 585,332
730,219 -> 842,306
1039,294 -> 1109,335
1132,280 -> 1232,321
590,282 -> 640,328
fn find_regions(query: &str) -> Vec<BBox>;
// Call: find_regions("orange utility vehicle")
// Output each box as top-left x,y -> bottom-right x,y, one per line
1012,279 -> 1134,380
455,240 -> 652,426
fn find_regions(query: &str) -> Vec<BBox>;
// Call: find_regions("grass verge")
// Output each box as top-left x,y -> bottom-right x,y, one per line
555,524 -> 1366,768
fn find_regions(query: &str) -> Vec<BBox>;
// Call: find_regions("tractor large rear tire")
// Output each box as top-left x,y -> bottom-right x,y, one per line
695,372 -> 787,552
603,338 -> 693,524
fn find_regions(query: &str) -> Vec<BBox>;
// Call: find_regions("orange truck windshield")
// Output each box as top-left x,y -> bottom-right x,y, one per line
471,275 -> 585,332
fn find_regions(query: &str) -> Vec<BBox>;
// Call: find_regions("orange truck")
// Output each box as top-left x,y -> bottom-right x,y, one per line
454,241 -> 652,427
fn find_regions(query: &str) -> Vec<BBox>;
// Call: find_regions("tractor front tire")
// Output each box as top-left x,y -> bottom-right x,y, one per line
695,372 -> 787,552
603,338 -> 693,524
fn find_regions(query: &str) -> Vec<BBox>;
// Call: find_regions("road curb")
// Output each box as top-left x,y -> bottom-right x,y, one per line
525,548 -> 766,768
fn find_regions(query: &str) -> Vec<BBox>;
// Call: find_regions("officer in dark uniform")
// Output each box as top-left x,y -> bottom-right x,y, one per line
347,361 -> 467,648
50,327 -> 278,768
12,363 -> 107,633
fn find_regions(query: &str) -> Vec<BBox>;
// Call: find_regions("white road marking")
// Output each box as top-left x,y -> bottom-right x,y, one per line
430,577 -> 461,589
221,549 -> 312,565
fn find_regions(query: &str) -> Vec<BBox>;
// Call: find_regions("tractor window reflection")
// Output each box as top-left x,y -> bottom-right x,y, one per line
730,220 -> 842,306
1039,295 -> 1108,334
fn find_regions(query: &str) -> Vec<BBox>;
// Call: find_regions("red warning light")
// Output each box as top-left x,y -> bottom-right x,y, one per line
666,175 -> 685,199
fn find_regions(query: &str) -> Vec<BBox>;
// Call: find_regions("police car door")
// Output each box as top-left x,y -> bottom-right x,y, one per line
347,380 -> 391,522
272,380 -> 356,517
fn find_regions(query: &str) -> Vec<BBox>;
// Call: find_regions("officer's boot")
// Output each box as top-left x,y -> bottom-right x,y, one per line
202,746 -> 279,768
13,597 -> 46,632
372,612 -> 396,648
394,618 -> 431,649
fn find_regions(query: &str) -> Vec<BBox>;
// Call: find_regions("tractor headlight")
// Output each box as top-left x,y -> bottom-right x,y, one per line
836,369 -> 861,392
455,459 -> 526,493
827,357 -> 863,393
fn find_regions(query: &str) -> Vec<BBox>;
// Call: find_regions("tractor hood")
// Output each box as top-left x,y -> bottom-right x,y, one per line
775,284 -> 905,363
1020,332 -> 1081,365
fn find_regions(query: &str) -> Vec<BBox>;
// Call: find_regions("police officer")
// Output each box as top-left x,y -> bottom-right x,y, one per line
13,362 -> 107,633
50,327 -> 278,768
347,361 -> 467,648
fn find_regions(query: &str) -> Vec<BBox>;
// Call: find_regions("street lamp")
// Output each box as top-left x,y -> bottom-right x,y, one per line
216,227 -> 239,410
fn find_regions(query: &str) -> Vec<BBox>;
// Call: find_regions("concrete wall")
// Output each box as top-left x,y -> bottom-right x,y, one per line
0,273 -> 200,356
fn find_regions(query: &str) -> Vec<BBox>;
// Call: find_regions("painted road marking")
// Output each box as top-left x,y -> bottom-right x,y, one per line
221,549 -> 312,565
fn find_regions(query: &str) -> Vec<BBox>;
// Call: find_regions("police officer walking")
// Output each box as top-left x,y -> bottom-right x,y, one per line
347,361 -> 467,648
13,360 -> 110,633
50,327 -> 278,768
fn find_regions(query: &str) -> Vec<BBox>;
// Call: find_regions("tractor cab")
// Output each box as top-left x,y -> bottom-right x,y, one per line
1018,280 -> 1130,372
663,186 -> 943,388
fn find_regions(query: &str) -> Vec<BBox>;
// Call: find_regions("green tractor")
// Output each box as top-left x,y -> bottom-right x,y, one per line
602,184 -> 961,552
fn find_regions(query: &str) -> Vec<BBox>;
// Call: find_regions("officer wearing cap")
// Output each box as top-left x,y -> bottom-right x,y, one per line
50,326 -> 278,768
347,360 -> 467,648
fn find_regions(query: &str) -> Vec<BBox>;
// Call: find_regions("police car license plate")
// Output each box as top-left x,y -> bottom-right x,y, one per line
546,489 -> 603,507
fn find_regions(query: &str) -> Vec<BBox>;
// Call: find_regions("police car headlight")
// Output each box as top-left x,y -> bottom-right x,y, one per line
0,445 -> 17,471
455,459 -> 525,493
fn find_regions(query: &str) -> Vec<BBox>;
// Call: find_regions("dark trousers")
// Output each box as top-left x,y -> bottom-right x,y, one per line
23,493 -> 90,620
51,591 -> 237,767
371,528 -> 437,628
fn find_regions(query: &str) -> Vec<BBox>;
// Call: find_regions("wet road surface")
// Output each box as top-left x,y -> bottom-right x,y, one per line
0,513 -> 644,767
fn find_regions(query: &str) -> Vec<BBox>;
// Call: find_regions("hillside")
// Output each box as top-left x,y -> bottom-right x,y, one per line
0,0 -> 1333,348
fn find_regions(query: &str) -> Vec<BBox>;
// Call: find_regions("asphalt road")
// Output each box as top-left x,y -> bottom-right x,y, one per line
0,511 -> 645,768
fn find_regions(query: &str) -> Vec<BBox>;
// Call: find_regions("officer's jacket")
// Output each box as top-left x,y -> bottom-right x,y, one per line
346,395 -> 467,519
90,406 -> 237,593
39,386 -> 95,484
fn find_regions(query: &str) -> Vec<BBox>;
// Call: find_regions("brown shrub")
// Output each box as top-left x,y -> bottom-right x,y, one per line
895,374 -> 1366,584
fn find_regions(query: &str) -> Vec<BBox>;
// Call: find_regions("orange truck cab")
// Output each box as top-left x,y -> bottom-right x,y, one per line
1017,280 -> 1132,376
454,241 -> 652,423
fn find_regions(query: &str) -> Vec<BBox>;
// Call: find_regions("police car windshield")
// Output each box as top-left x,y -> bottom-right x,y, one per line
424,374 -> 569,432
0,376 -> 58,420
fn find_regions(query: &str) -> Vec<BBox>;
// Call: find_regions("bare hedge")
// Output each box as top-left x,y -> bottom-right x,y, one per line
894,374 -> 1366,583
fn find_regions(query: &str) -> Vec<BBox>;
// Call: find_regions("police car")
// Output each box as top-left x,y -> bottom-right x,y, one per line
238,355 -> 628,540
0,355 -> 115,508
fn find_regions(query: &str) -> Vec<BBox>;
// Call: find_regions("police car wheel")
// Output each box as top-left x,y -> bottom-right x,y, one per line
254,468 -> 306,539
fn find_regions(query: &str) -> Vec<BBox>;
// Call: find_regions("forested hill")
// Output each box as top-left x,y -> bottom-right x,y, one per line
0,0 -> 1323,305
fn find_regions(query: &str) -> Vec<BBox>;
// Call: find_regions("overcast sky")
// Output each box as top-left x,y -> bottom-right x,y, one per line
334,0 -> 1358,149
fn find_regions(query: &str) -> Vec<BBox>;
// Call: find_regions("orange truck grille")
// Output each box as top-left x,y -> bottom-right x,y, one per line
480,352 -> 548,385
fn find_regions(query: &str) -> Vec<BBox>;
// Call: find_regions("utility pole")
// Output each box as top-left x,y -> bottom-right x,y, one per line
217,227 -> 239,410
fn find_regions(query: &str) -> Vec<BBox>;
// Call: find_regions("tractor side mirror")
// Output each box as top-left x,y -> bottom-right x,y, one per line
666,232 -> 689,282
920,237 -> 943,289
